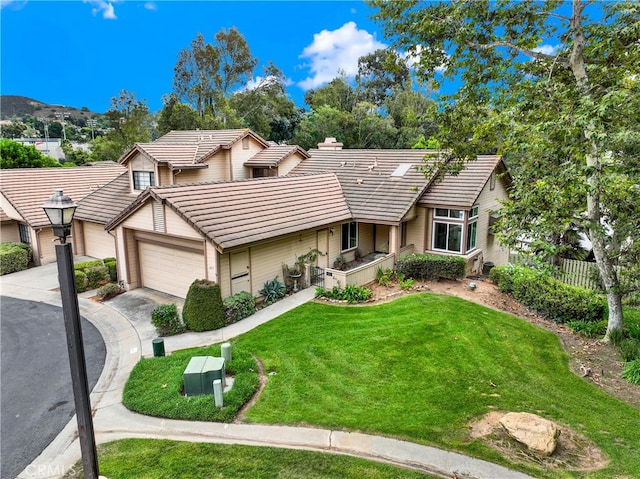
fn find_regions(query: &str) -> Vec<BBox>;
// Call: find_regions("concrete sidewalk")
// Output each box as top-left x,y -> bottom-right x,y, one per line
1,265 -> 532,479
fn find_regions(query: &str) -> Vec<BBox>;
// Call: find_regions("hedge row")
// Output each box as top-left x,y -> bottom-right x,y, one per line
396,253 -> 466,281
74,257 -> 117,292
0,242 -> 31,275
490,264 -> 607,323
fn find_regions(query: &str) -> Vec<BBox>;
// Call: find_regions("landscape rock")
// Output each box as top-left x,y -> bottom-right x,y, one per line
499,412 -> 560,456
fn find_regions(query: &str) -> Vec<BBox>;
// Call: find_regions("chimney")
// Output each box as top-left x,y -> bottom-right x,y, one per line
317,137 -> 343,150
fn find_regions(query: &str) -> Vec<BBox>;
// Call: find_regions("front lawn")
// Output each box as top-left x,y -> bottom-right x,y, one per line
68,439 -> 436,478
123,293 -> 640,478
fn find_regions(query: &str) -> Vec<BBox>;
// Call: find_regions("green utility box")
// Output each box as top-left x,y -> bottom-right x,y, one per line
183,356 -> 226,396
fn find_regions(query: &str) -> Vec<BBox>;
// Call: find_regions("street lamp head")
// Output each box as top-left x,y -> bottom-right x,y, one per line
43,189 -> 77,242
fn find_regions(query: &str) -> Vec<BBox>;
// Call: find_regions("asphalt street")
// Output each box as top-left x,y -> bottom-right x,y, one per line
1,297 -> 106,479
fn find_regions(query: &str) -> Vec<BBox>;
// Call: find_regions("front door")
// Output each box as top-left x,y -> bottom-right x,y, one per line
375,225 -> 390,253
317,229 -> 329,268
231,249 -> 250,295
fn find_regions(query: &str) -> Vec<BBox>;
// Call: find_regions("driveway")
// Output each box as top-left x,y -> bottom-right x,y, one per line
1,297 -> 105,479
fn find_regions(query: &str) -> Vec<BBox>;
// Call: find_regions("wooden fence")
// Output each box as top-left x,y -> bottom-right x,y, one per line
509,254 -> 600,290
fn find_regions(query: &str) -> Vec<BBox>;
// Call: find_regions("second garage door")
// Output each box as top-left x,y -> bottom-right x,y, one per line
138,241 -> 205,298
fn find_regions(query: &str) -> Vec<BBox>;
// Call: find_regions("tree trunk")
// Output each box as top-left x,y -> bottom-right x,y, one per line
570,0 -> 624,338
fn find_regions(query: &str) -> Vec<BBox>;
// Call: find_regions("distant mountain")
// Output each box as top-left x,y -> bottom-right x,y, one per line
0,95 -> 101,120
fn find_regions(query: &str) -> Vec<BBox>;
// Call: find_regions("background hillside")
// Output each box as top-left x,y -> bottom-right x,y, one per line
1,95 -> 101,121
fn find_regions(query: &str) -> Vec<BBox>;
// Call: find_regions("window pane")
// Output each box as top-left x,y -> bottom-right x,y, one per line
434,222 -> 448,250
435,208 -> 448,218
349,222 -> 357,249
133,171 -> 154,190
449,224 -> 462,252
469,206 -> 479,218
450,209 -> 463,219
466,221 -> 477,251
341,223 -> 349,251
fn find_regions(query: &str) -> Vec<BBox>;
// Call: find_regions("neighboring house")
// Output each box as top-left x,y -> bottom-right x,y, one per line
0,163 -> 126,265
290,142 -> 511,276
1,129 -> 511,299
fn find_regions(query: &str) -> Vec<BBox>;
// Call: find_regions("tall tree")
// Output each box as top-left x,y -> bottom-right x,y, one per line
304,73 -> 358,112
356,49 -> 410,106
89,90 -> 151,162
229,62 -> 297,141
157,94 -> 202,136
369,0 -> 640,338
173,28 -> 257,120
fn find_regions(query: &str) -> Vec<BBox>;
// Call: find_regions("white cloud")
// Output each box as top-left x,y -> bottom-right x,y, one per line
84,1 -> 117,19
144,2 -> 157,11
532,44 -> 558,56
297,21 -> 386,90
1,0 -> 27,9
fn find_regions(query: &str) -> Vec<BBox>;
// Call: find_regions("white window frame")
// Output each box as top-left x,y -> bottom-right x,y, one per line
341,221 -> 358,252
432,221 -> 463,253
466,206 -> 479,253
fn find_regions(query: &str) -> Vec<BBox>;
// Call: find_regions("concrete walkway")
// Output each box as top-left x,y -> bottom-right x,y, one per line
1,264 -> 532,479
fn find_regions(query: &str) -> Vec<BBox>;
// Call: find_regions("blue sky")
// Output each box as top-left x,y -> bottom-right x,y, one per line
1,0 -> 390,113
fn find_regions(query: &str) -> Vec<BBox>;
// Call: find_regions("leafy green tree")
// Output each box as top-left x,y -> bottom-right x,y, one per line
0,138 -> 60,168
0,121 -> 27,139
229,62 -> 297,141
89,90 -> 151,162
173,28 -> 257,121
291,105 -> 355,150
370,0 -> 640,338
157,94 -> 201,136
304,73 -> 357,112
356,49 -> 410,107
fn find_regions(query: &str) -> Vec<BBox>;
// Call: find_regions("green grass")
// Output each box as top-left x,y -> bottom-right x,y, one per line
235,294 -> 640,478
123,344 -> 259,422
67,439 -> 435,478
122,293 -> 640,478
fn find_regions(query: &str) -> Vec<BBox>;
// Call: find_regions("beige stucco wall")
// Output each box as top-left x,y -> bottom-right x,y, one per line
474,174 -> 510,266
178,151 -> 228,183
231,138 -> 264,181
129,153 -> 157,191
81,221 -> 116,260
278,153 -> 305,176
407,208 -> 427,252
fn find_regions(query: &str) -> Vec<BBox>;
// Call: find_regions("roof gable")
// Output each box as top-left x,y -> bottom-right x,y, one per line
107,173 -> 352,250
419,155 -> 506,208
0,163 -> 126,227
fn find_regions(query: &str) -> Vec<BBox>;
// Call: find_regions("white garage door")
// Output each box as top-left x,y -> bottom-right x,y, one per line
138,241 -> 205,298
83,222 -> 116,259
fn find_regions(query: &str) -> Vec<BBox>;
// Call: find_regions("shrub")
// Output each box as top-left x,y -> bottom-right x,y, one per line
376,267 -> 394,286
259,276 -> 286,305
333,256 -> 347,271
0,242 -> 30,275
618,339 -> 640,362
400,278 -> 415,290
182,280 -> 225,332
96,282 -> 121,300
104,260 -> 117,282
622,359 -> 640,385
151,304 -> 185,336
567,319 -> 607,338
396,254 -> 466,281
75,270 -> 88,293
316,285 -> 372,304
86,265 -> 109,289
224,291 -> 256,325
489,265 -> 607,323
74,259 -> 103,271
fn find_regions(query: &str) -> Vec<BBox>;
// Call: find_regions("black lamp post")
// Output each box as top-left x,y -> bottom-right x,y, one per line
43,189 -> 99,479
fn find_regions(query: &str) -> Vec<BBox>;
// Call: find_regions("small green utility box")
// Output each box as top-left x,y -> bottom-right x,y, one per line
183,356 -> 226,396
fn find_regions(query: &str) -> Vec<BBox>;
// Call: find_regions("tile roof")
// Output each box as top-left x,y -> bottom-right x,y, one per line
243,145 -> 309,167
290,149 -> 439,223
119,129 -> 269,169
0,163 -> 126,228
107,173 -> 352,251
418,155 -> 504,208
74,172 -> 137,224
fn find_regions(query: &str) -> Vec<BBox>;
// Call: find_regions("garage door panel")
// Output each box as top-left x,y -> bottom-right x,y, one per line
139,241 -> 205,298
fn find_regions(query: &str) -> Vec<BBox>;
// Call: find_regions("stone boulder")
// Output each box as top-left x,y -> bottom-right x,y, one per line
499,412 -> 560,456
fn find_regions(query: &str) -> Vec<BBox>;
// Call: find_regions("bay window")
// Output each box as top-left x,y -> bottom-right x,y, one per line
432,206 -> 479,254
